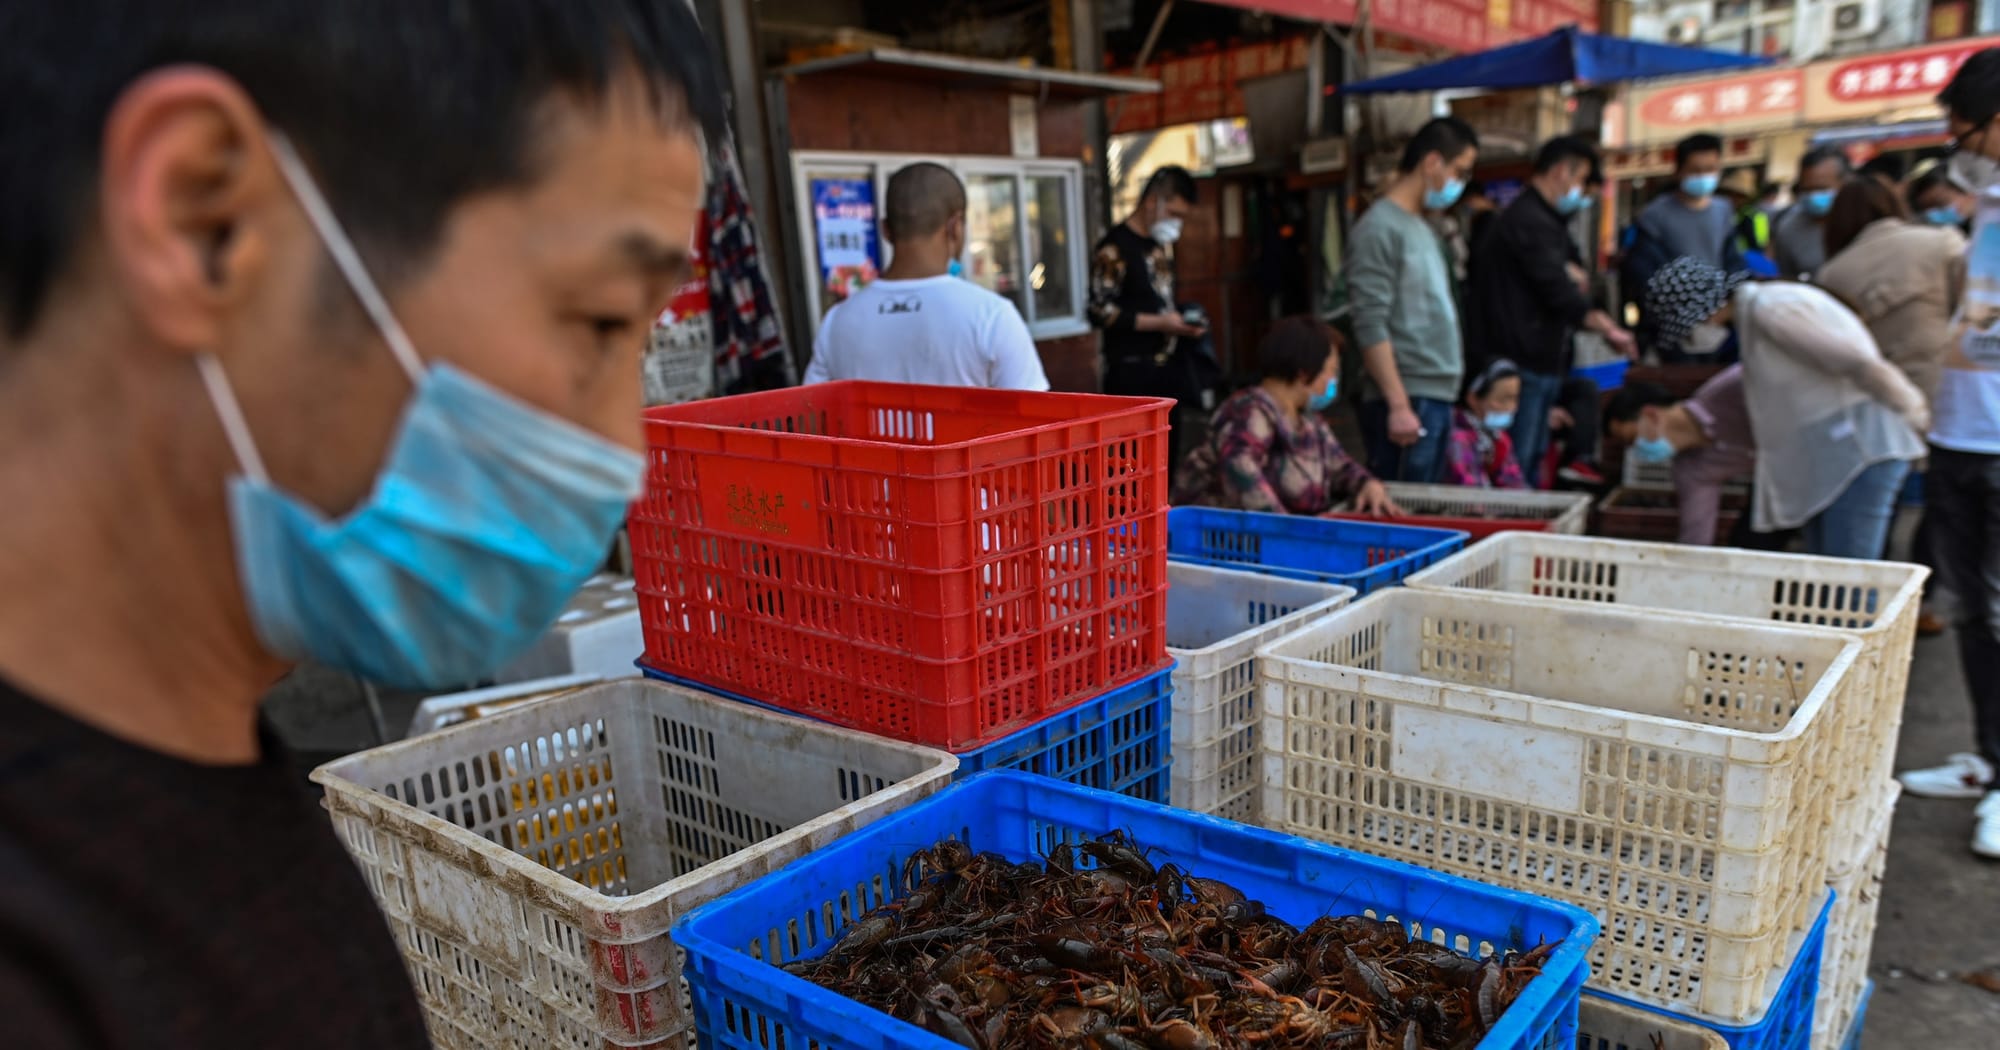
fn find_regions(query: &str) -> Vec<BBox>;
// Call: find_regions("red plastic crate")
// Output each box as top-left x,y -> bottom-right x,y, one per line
630,381 -> 1173,750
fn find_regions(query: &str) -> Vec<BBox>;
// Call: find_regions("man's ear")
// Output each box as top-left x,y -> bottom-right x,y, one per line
97,66 -> 277,356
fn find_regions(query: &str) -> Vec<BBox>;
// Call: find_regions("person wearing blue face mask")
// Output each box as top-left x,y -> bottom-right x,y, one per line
0,3 -> 724,1045
1465,135 -> 1636,486
1771,146 -> 1852,280
1908,161 -> 1975,234
805,162 -> 1048,391
1174,317 -> 1401,516
1444,359 -> 1528,489
1345,116 -> 1481,484
1621,133 -> 1745,353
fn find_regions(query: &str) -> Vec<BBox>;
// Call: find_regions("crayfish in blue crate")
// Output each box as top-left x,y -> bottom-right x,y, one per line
782,832 -> 1559,1050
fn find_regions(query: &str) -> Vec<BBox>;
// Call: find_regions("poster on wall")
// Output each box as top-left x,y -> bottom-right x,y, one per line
809,175 -> 880,307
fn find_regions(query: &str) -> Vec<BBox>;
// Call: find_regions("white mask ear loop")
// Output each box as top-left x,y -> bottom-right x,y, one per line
265,132 -> 427,387
196,355 -> 271,485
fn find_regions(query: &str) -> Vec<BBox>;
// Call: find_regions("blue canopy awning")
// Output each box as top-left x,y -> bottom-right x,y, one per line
1337,26 -> 1772,95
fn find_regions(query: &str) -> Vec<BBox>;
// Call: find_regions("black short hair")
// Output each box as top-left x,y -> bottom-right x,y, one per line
1398,117 -> 1480,174
1674,133 -> 1724,171
1798,145 -> 1854,179
1142,166 -> 1199,206
884,163 -> 966,241
1533,135 -> 1599,176
0,1 -> 726,339
1940,47 -> 2000,127
1858,154 -> 1904,183
1257,316 -> 1341,385
1907,167 -> 1958,207
1602,382 -> 1678,433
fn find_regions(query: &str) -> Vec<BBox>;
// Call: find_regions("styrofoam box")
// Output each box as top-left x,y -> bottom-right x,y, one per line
1257,588 -> 1859,1023
1336,482 -> 1593,535
1164,562 -> 1353,822
499,574 -> 645,684
312,679 -> 957,1050
1402,533 -> 1925,885
1813,781 -> 1898,1050
1578,992 -> 1727,1050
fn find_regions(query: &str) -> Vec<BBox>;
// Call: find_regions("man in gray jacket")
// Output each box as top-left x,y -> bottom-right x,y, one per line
1346,116 -> 1480,482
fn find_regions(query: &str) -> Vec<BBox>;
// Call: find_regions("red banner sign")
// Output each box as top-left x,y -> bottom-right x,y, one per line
1823,41 -> 1980,103
1638,69 -> 1804,128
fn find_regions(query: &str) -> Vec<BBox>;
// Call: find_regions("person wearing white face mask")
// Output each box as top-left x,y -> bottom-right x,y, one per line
1345,116 -> 1482,484
1899,46 -> 2000,858
1090,165 -> 1206,457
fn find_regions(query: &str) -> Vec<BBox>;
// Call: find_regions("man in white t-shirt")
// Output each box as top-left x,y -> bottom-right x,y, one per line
804,163 -> 1049,390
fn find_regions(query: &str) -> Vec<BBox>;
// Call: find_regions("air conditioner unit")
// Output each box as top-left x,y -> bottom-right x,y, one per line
1830,0 -> 1884,40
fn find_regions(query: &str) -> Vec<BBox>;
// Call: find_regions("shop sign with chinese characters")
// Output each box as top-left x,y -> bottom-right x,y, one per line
1626,68 -> 1804,143
1803,37 -> 2000,122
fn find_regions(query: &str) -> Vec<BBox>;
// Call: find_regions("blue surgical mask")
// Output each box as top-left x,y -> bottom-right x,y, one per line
195,134 -> 645,689
946,258 -> 965,278
1681,173 -> 1720,199
1802,189 -> 1835,217
1554,186 -> 1587,215
1924,206 -> 1964,226
1482,411 -> 1514,431
1423,177 -> 1467,211
1632,435 -> 1677,464
1308,378 -> 1339,413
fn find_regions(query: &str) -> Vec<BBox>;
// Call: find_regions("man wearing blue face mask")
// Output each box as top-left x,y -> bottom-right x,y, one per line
1466,136 -> 1636,485
0,2 -> 722,1045
1346,116 -> 1481,483
1772,146 -> 1853,280
1623,133 -> 1743,339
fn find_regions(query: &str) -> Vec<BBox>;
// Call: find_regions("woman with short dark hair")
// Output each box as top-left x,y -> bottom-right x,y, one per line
1172,316 -> 1401,515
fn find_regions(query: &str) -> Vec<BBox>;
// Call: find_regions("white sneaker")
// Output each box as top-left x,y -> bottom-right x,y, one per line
1975,793 -> 2000,860
1900,753 -> 1996,800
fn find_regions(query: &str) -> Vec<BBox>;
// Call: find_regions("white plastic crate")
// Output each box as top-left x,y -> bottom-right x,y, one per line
1164,561 -> 1353,821
1814,781 -> 1898,1050
1578,993 -> 1727,1050
499,574 -> 645,683
1621,454 -> 1749,492
406,674 -> 603,738
312,679 -> 957,1050
1257,588 -> 1859,1023
1334,482 -> 1592,535
1403,532 -> 1925,883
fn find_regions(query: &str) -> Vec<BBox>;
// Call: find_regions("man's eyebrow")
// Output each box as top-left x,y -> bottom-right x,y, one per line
616,231 -> 692,276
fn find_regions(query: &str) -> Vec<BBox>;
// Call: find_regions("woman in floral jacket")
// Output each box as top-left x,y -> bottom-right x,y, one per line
1173,317 -> 1400,515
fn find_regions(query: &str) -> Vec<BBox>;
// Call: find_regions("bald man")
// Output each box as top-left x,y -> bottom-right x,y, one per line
805,162 -> 1049,390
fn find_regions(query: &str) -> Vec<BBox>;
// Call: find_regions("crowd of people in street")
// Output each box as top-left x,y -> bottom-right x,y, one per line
792,47 -> 2000,860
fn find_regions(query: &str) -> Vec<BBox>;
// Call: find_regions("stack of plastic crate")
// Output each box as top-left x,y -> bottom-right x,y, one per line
1397,534 -> 1926,1047
1161,561 -> 1353,821
632,381 -> 1178,799
1256,587 -> 1858,1046
1164,505 -> 1467,594
1325,482 -> 1592,540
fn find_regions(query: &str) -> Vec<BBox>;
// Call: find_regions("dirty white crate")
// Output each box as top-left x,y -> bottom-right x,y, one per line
1403,533 -> 1925,883
1257,588 -> 1859,1023
1164,562 -> 1353,822
1334,482 -> 1592,535
499,573 -> 645,683
1813,781 -> 1898,1050
406,674 -> 603,738
313,679 -> 957,1050
1621,454 -> 1750,492
1578,993 -> 1727,1050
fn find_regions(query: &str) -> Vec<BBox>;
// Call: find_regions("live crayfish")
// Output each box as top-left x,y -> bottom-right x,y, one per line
783,833 -> 1558,1049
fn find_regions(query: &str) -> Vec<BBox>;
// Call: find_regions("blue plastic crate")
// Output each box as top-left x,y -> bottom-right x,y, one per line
1166,506 -> 1468,594
673,771 -> 1600,1050
1839,979 -> 1873,1050
639,663 -> 1173,803
1574,359 -> 1630,392
1596,891 -> 1833,1050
